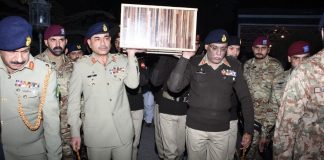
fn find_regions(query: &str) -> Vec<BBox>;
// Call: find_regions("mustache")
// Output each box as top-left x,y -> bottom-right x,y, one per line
53,46 -> 63,51
11,61 -> 26,65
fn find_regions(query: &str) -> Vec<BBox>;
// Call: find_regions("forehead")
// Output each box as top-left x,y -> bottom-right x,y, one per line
291,53 -> 309,58
208,43 -> 227,47
91,33 -> 110,39
228,45 -> 240,48
253,45 -> 268,48
48,36 -> 66,40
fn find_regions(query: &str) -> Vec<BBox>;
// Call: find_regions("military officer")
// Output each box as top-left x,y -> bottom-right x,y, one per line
273,13 -> 324,160
66,42 -> 84,62
67,21 -> 142,160
35,24 -> 73,159
0,16 -> 61,160
243,36 -> 284,159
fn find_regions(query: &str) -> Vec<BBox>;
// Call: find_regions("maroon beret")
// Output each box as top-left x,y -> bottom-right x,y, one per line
288,41 -> 310,57
253,36 -> 271,47
44,24 -> 65,40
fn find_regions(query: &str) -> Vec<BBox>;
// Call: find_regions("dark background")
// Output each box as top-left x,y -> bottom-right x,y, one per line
1,0 -> 323,67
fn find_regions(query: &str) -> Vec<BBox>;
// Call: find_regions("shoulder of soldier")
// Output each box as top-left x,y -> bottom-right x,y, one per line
273,70 -> 290,83
298,49 -> 324,70
34,52 -> 47,61
226,56 -> 242,67
33,57 -> 54,72
190,54 -> 204,65
243,58 -> 253,67
111,53 -> 128,62
268,56 -> 282,66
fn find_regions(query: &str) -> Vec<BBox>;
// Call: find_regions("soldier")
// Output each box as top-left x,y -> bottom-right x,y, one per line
226,35 -> 243,160
67,21 -> 142,160
0,16 -> 62,160
66,43 -> 84,61
35,24 -> 73,159
243,36 -> 284,159
167,29 -> 254,160
273,13 -> 324,159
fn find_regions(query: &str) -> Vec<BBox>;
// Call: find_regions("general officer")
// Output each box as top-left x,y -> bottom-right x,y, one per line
167,29 -> 254,160
67,21 -> 142,160
0,16 -> 61,160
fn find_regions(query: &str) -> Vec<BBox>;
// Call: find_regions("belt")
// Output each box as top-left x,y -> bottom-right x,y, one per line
162,91 -> 188,103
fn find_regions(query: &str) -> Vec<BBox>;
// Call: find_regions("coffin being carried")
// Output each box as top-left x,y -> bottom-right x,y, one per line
120,4 -> 198,54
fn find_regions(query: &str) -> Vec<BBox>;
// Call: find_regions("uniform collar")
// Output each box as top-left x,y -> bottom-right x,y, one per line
251,55 -> 269,65
89,52 -> 118,65
198,54 -> 231,67
43,48 -> 68,63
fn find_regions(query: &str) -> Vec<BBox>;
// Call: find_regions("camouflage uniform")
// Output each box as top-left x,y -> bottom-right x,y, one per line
243,56 -> 283,159
36,50 -> 73,159
273,49 -> 324,160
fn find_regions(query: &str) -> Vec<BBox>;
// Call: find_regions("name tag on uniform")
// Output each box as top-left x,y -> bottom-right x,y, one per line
314,86 -> 324,93
221,69 -> 236,77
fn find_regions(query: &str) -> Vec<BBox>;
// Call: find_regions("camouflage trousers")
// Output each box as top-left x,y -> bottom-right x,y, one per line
61,107 -> 74,160
245,129 -> 263,160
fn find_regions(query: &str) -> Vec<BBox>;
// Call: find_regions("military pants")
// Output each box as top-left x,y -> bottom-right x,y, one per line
246,129 -> 262,160
186,127 -> 230,160
87,141 -> 132,160
154,104 -> 164,159
160,113 -> 186,160
227,120 -> 238,160
130,109 -> 144,160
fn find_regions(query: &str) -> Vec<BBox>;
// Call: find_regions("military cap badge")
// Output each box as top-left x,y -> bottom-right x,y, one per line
103,24 -> 108,32
221,34 -> 227,42
77,45 -> 81,49
26,36 -> 31,47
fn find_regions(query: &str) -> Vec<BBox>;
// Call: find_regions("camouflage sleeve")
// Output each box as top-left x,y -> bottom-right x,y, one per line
42,70 -> 62,160
261,63 -> 283,138
262,79 -> 280,138
273,70 -> 306,159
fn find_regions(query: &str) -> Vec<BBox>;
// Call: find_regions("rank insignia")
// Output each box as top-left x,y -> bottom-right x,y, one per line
28,61 -> 34,70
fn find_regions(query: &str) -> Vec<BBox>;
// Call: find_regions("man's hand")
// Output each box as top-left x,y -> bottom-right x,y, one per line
241,133 -> 252,150
71,136 -> 81,152
126,49 -> 147,57
258,137 -> 268,153
182,51 -> 195,59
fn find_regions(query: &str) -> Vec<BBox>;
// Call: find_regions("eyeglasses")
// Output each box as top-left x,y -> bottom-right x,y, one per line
208,44 -> 227,53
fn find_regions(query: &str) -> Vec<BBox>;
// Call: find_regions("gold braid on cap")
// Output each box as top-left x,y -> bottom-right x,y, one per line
18,70 -> 51,131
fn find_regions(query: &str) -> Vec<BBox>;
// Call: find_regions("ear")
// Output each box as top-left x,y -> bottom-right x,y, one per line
204,44 -> 208,50
44,40 -> 48,47
87,39 -> 91,48
267,47 -> 271,53
288,56 -> 291,63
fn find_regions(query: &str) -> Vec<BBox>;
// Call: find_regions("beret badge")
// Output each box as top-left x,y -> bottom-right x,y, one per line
77,45 -> 81,49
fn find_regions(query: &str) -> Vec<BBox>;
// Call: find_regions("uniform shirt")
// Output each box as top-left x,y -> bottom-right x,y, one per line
168,55 -> 254,133
67,53 -> 139,147
243,56 -> 283,137
0,55 -> 62,159
273,49 -> 324,159
266,69 -> 291,138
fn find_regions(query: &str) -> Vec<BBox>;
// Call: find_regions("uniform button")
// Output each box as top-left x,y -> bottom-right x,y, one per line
109,98 -> 112,101
112,113 -> 114,116
8,75 -> 11,79
16,88 -> 20,92
107,82 -> 109,85
23,95 -> 27,99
